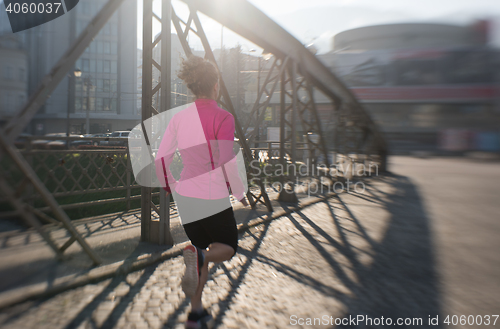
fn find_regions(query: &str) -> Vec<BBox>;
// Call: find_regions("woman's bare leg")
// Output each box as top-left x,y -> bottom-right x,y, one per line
190,242 -> 234,311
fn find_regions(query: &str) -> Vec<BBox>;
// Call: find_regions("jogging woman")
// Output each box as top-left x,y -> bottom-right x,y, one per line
154,55 -> 248,329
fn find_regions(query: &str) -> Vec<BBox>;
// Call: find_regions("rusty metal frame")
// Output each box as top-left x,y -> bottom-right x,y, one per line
0,145 -> 139,219
0,0 -> 389,261
140,0 -> 174,244
0,132 -> 102,264
294,66 -> 332,175
1,0 -> 126,145
0,0 -> 127,264
181,0 -> 387,166
277,60 -> 299,202
242,56 -> 289,146
169,4 -> 273,212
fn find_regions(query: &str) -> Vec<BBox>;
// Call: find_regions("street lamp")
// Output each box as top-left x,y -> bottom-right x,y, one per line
66,70 -> 77,140
74,69 -> 93,135
65,68 -> 83,147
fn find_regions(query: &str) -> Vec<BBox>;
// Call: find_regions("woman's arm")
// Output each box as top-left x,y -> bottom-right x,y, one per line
216,114 -> 247,202
154,120 -> 178,193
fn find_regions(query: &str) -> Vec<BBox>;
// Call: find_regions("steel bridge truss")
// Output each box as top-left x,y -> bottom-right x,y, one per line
149,0 -> 388,203
0,0 -> 387,260
0,0 -> 129,264
143,0 -> 275,219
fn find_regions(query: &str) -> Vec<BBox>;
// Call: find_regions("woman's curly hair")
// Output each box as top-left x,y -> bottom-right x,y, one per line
177,55 -> 219,98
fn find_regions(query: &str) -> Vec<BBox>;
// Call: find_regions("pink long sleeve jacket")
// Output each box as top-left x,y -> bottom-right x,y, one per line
154,98 -> 246,201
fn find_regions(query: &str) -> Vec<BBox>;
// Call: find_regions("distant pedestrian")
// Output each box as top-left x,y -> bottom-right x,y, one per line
155,55 -> 248,329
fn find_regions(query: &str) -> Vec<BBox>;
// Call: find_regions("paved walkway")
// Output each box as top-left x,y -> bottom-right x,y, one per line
0,156 -> 499,328
0,186 -> 289,299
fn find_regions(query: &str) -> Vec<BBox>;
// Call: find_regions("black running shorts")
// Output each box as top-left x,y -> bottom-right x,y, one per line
178,194 -> 239,256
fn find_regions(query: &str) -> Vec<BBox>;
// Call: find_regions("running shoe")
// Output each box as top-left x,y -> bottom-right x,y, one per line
182,245 -> 203,297
185,309 -> 214,329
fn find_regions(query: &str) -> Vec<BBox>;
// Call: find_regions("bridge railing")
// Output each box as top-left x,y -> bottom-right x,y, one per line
0,136 -> 152,222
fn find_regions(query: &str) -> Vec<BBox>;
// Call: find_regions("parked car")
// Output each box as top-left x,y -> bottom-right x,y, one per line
108,131 -> 130,146
48,134 -> 84,149
31,133 -> 87,149
69,135 -> 93,149
14,133 -> 32,149
31,133 -> 66,149
90,133 -> 110,146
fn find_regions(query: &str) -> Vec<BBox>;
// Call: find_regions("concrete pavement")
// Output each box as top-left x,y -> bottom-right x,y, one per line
0,156 -> 499,328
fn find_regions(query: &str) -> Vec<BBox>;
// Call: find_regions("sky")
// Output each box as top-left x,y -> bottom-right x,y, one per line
1,0 -> 499,53
264,0 -> 500,52
136,0 -> 500,54
249,0 -> 500,18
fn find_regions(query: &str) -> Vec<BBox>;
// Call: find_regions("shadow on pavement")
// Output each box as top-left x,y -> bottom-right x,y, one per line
217,173 -> 442,328
0,173 -> 443,328
335,174 -> 442,328
61,244 -> 158,329
0,243 -> 157,328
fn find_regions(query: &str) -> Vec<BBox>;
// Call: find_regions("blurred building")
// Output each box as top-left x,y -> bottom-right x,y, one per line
0,1 -> 13,35
0,34 -> 28,123
332,23 -> 485,51
318,22 -> 500,153
15,0 -> 138,135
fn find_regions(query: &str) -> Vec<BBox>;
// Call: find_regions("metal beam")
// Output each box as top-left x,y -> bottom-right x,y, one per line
141,0 -> 153,242
0,177 -> 64,260
180,0 -> 387,154
2,0 -> 125,145
172,5 -> 273,212
0,132 -> 102,265
159,0 -> 174,245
